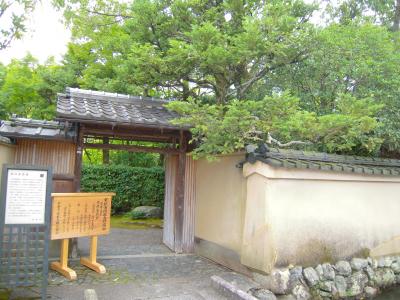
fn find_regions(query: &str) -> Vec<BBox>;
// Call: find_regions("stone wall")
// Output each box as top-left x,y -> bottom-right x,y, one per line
253,255 -> 400,299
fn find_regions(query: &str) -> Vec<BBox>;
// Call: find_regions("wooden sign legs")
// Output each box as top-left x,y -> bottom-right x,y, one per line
80,236 -> 106,274
50,239 -> 77,280
51,236 -> 106,280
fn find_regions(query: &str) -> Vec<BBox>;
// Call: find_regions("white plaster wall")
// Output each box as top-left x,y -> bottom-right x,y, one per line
243,161 -> 400,269
194,155 -> 400,274
269,178 -> 400,266
195,153 -> 246,253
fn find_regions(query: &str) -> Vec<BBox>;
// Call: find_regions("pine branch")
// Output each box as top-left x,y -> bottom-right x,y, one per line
266,132 -> 312,147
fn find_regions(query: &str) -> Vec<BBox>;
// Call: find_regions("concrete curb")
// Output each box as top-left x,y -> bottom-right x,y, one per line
211,275 -> 258,300
84,289 -> 98,300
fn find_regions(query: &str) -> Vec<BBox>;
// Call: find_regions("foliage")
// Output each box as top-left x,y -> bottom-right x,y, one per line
1,1 -> 399,158
55,0 -> 316,102
83,148 -> 162,167
81,165 -> 164,214
167,92 -> 383,159
0,55 -> 75,119
0,0 -> 37,50
265,23 -> 400,154
325,0 -> 400,31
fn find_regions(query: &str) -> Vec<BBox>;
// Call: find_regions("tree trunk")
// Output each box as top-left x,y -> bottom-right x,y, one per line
214,75 -> 229,104
392,0 -> 400,31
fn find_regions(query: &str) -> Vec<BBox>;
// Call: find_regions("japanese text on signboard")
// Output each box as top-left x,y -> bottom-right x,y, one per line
50,193 -> 113,240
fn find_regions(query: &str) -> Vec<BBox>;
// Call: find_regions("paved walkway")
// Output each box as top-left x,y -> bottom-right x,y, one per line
8,228 -> 229,299
79,228 -> 171,256
10,254 -> 228,300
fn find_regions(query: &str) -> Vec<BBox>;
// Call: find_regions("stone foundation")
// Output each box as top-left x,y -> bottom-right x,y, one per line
251,255 -> 400,299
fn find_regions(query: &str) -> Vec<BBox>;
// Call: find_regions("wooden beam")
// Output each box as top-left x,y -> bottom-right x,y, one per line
73,125 -> 84,192
85,133 -> 173,143
56,117 -> 189,132
174,130 -> 188,253
182,155 -> 196,253
81,127 -> 179,143
53,174 -> 75,181
83,142 -> 179,154
81,124 -> 183,137
71,124 -> 84,259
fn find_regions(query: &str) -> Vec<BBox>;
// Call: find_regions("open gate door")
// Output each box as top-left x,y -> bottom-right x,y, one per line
163,154 -> 178,250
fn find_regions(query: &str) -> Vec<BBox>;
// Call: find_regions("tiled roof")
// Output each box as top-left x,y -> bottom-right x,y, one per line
0,135 -> 11,144
0,118 -> 76,140
57,88 -> 185,129
246,144 -> 400,176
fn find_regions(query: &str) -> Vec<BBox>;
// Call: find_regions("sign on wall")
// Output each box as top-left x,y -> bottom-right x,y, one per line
0,164 -> 52,300
50,193 -> 113,240
5,169 -> 48,224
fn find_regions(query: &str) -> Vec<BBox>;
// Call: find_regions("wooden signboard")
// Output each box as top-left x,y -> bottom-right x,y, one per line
51,193 -> 114,240
50,192 -> 115,280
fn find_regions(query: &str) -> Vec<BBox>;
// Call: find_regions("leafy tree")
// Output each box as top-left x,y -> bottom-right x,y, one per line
51,0 -> 400,158
0,55 -> 75,119
0,0 -> 37,50
326,0 -> 400,31
167,92 -> 383,159
83,148 -> 161,167
264,23 -> 400,155
55,0 -> 316,103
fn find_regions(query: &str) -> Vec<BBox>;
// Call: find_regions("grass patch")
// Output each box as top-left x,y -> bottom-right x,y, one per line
111,215 -> 163,230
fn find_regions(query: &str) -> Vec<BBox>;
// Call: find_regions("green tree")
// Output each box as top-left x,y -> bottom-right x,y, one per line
56,0 -> 316,103
167,92 -> 383,159
0,55 -> 76,119
326,0 -> 400,31
264,23 -> 400,155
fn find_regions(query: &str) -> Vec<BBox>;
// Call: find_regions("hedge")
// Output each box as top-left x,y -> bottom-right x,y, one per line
81,165 -> 165,215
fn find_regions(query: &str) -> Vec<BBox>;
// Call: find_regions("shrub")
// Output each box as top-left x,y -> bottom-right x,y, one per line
81,165 -> 165,214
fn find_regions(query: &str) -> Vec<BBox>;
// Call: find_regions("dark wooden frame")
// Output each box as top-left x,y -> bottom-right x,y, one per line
68,121 -> 192,253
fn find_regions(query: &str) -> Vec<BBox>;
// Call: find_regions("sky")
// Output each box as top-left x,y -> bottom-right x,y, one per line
0,1 -> 71,65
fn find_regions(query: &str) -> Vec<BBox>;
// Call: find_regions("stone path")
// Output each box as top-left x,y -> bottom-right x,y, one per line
79,228 -> 171,256
9,254 -> 229,300
7,228 -> 229,300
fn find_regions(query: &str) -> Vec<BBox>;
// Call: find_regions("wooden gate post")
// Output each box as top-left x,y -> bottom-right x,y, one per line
173,131 -> 186,253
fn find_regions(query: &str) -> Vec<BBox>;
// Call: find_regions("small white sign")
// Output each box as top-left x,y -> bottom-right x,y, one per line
5,169 -> 47,224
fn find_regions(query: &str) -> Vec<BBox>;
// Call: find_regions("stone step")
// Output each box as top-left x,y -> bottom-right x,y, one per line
211,271 -> 277,300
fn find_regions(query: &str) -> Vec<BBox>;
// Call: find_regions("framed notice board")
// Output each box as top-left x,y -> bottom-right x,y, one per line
0,164 -> 52,300
51,193 -> 113,240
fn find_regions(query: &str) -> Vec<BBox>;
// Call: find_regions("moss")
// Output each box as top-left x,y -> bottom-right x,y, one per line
110,216 -> 163,230
0,289 -> 10,300
293,238 -> 335,266
309,287 -> 323,300
351,247 -> 370,259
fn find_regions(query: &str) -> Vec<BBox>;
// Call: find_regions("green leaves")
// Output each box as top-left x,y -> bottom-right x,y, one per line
167,92 -> 383,159
81,165 -> 164,214
0,55 -> 76,120
58,0 -> 315,101
265,22 -> 400,155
